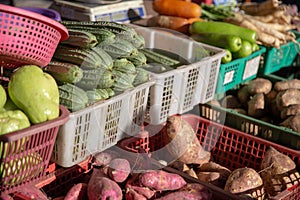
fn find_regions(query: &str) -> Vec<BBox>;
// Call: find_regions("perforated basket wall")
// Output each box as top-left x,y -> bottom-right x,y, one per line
133,26 -> 225,125
0,105 -> 69,194
0,4 -> 68,69
51,81 -> 153,168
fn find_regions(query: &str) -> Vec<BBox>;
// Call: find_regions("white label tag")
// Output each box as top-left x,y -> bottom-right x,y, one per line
223,70 -> 235,85
243,56 -> 261,80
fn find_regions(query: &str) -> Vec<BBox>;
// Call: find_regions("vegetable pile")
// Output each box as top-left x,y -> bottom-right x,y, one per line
211,76 -> 300,134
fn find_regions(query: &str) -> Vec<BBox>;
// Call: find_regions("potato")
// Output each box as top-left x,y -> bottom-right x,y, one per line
221,95 -> 241,109
164,115 -> 211,165
108,158 -> 131,183
260,146 -> 300,196
64,183 -> 87,200
237,85 -> 251,105
276,89 -> 300,108
196,171 -> 221,185
87,168 -> 123,200
247,93 -> 266,118
247,78 -> 272,95
280,104 -> 300,119
138,170 -> 186,191
274,79 -> 300,91
224,167 -> 265,200
280,115 -> 300,132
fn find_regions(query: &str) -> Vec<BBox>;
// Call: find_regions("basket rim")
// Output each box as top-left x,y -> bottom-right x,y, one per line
0,4 -> 68,41
0,105 -> 70,142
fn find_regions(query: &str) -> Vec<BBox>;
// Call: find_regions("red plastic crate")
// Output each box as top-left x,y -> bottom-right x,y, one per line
36,157 -> 92,199
119,114 -> 300,200
0,105 -> 70,194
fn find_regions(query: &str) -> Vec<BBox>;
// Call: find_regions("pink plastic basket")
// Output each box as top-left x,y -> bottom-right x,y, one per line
0,4 -> 68,69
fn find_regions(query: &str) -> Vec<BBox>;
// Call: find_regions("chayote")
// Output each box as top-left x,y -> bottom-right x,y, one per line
8,65 -> 60,124
0,109 -> 30,135
0,84 -> 7,109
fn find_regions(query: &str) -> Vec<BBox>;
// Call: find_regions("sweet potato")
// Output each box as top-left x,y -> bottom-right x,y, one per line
247,78 -> 272,95
186,168 -> 198,179
126,175 -> 156,199
196,171 -> 221,185
0,193 -> 13,200
260,146 -> 300,196
125,189 -> 147,200
154,183 -> 212,200
224,167 -> 265,200
13,185 -> 48,200
87,168 -> 123,200
280,115 -> 300,132
92,150 -> 119,167
64,183 -> 87,200
197,161 -> 231,188
138,170 -> 186,191
108,158 -> 131,183
164,115 -> 211,165
168,160 -> 190,172
274,79 -> 300,91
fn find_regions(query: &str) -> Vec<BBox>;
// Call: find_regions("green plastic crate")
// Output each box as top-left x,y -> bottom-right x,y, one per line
215,46 -> 266,94
259,31 -> 300,75
200,72 -> 300,150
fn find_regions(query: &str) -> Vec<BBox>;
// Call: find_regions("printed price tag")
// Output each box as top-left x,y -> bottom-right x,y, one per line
223,70 -> 235,85
243,56 -> 261,80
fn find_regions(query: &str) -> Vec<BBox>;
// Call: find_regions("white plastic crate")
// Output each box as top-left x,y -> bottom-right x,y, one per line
51,80 -> 153,167
133,26 -> 226,124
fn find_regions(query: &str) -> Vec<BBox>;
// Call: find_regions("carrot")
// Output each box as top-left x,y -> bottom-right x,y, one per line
153,0 -> 202,18
147,15 -> 202,34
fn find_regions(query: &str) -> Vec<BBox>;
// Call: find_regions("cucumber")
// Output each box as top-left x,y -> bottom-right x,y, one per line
191,33 -> 242,53
189,21 -> 257,44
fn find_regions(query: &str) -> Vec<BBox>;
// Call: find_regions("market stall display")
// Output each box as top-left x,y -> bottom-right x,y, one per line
2,0 -> 300,199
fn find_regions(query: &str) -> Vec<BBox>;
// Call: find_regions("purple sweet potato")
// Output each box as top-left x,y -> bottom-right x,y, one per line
125,188 -> 147,200
108,158 -> 131,183
87,168 -> 123,200
139,170 -> 186,191
92,150 -> 119,167
153,183 -> 213,200
126,176 -> 156,199
0,193 -> 13,200
13,185 -> 48,200
64,183 -> 88,200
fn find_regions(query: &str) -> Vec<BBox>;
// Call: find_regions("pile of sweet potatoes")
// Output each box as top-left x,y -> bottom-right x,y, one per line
160,115 -> 300,199
214,77 -> 300,133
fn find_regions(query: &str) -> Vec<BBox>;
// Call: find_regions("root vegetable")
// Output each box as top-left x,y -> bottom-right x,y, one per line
280,115 -> 300,132
224,167 -> 265,200
260,146 -> 300,196
232,108 -> 247,115
221,95 -> 241,109
196,171 -> 221,185
64,183 -> 87,200
280,104 -> 300,119
239,0 -> 280,15
138,170 -> 186,191
126,185 -> 156,199
247,93 -> 266,118
92,150 -> 119,167
237,85 -> 251,104
168,160 -> 190,172
147,15 -> 202,34
276,89 -> 300,108
153,0 -> 201,18
164,115 -> 211,165
87,168 -> 122,200
247,78 -> 272,95
0,193 -> 13,200
108,158 -> 131,183
274,79 -> 300,91
186,168 -> 198,179
153,183 -> 212,200
13,185 -> 48,200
